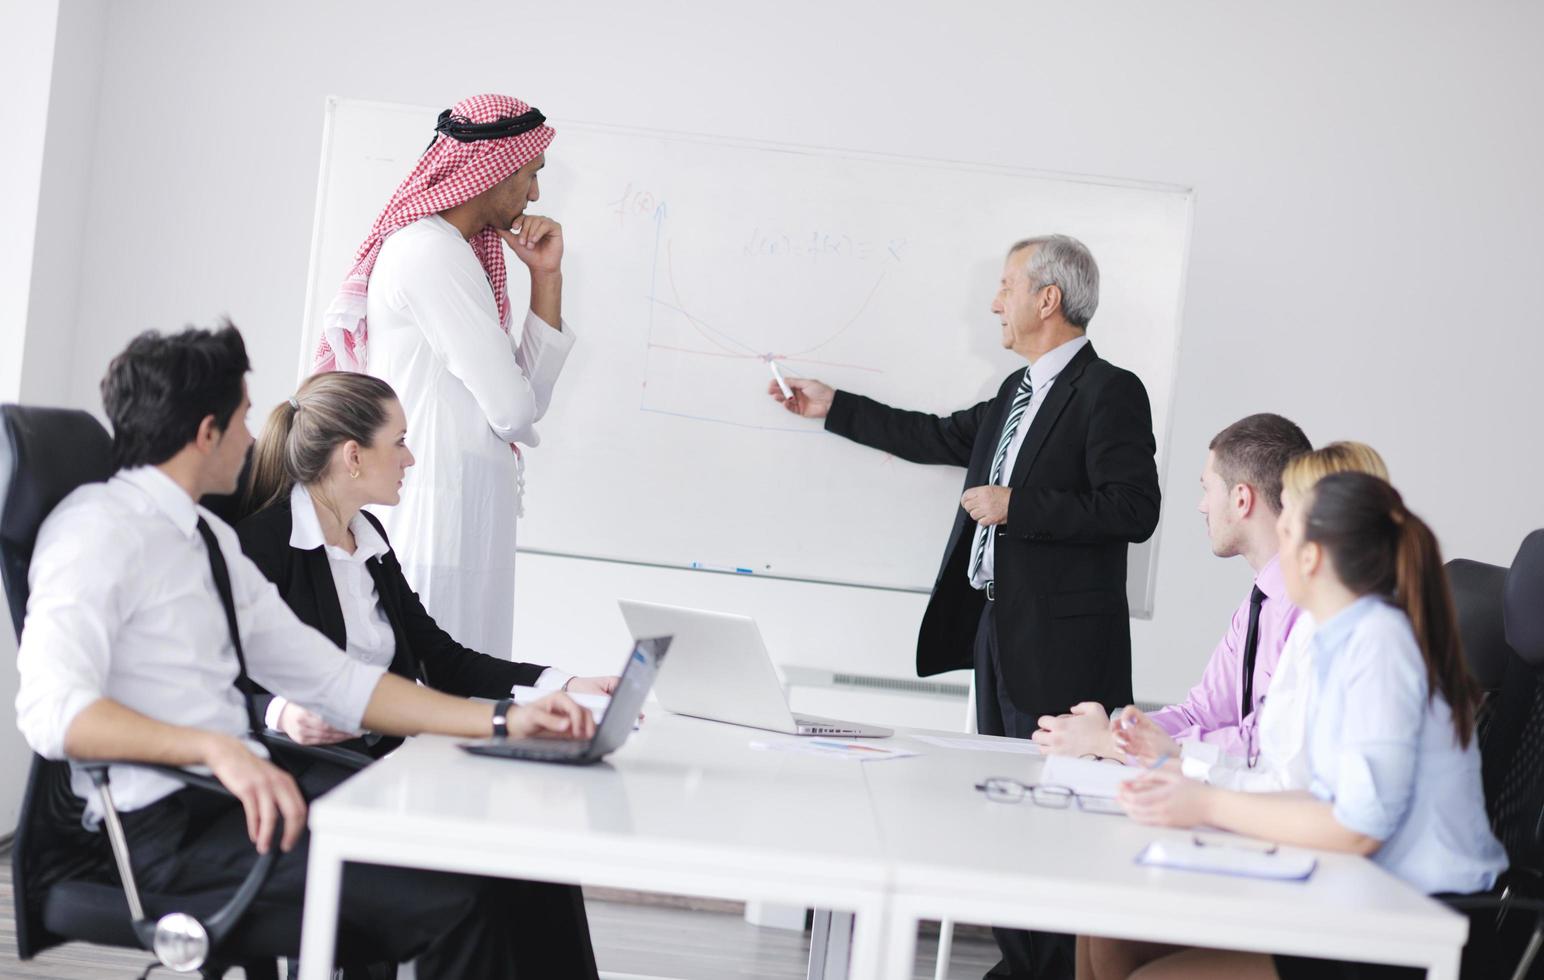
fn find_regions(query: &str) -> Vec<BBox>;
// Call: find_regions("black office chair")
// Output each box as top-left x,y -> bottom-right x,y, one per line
1489,530 -> 1544,979
1440,535 -> 1544,980
1448,558 -> 1514,694
0,404 -> 370,979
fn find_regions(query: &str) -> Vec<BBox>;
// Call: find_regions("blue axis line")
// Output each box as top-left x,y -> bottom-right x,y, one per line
642,201 -> 668,410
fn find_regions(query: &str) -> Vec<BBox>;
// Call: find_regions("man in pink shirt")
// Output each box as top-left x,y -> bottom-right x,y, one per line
1033,413 -> 1310,762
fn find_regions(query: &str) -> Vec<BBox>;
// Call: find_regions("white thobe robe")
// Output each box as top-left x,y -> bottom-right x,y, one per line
364,214 -> 574,659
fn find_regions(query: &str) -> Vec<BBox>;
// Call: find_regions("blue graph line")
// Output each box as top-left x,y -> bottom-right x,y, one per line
642,201 -> 668,410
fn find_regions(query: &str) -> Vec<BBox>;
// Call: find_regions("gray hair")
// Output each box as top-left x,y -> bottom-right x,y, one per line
1008,234 -> 1100,328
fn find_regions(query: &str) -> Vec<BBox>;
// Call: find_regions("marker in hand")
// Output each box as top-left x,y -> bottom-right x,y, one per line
767,359 -> 794,400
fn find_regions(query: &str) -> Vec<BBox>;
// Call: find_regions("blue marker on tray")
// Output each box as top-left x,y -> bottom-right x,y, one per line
689,561 -> 755,574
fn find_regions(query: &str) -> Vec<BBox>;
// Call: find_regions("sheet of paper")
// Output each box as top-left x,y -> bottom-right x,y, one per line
1136,840 -> 1316,880
1039,754 -> 1143,799
510,685 -> 640,730
912,734 -> 1042,755
749,739 -> 919,762
510,685 -> 611,714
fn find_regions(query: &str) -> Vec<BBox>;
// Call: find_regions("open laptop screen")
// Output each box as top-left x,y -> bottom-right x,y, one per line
590,635 -> 670,755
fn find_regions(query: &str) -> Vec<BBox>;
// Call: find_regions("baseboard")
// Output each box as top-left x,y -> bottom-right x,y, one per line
583,886 -> 745,915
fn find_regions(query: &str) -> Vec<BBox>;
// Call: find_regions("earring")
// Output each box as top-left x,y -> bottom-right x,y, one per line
349,470 -> 359,479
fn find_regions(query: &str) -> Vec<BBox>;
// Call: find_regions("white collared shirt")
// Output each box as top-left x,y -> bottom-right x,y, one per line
290,483 -> 395,669
970,334 -> 1090,588
264,485 -> 570,730
15,467 -> 387,825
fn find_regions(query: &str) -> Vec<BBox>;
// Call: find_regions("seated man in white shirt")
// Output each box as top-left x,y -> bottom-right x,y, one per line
14,323 -> 598,978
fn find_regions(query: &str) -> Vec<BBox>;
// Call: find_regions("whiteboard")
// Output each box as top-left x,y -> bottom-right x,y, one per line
300,98 -> 1192,615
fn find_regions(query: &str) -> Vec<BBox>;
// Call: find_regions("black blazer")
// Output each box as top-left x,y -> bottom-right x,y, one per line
237,497 -> 548,755
825,341 -> 1160,722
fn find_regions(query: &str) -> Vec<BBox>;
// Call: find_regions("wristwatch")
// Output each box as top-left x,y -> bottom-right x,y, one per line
491,698 -> 514,739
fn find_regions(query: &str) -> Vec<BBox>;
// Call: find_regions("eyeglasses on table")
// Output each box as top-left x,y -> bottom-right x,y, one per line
974,777 -> 1125,815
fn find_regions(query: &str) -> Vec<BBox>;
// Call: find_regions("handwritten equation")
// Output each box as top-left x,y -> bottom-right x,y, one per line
742,227 -> 908,264
610,183 -> 667,227
608,183 -> 906,266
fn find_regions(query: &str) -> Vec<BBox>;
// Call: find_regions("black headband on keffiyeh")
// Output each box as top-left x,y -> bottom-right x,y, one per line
427,107 -> 547,152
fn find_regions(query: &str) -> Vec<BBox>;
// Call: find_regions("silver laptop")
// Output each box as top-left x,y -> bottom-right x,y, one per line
617,600 -> 892,738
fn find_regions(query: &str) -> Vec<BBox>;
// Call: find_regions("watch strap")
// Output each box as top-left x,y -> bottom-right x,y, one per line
491,698 -> 514,739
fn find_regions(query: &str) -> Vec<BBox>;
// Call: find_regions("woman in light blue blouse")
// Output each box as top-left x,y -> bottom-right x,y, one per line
1087,472 -> 1506,980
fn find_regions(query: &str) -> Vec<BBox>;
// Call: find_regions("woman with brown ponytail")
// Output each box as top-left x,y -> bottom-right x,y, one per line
1085,472 -> 1506,980
236,372 -> 617,753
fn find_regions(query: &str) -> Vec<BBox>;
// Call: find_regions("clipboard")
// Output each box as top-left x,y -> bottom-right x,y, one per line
1136,835 -> 1317,881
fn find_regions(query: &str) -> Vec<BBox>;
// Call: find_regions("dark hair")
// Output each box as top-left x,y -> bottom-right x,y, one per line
1304,472 -> 1480,746
100,322 -> 251,470
241,371 -> 399,519
1209,413 -> 1312,514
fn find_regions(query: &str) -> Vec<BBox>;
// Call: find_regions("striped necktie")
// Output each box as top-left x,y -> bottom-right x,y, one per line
968,367 -> 1034,585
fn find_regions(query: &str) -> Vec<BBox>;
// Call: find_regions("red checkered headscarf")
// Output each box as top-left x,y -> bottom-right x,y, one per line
314,93 -> 556,373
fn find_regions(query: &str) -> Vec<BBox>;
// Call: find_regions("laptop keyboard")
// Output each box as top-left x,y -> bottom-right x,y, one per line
465,739 -> 589,761
795,717 -> 859,735
512,746 -> 583,762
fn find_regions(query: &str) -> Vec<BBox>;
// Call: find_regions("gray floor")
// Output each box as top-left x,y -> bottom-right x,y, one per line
0,863 -> 999,979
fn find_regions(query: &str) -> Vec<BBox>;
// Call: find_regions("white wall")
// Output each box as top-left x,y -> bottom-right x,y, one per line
0,0 -> 108,833
0,0 -> 59,404
28,1 -> 1544,727
22,0 -> 107,405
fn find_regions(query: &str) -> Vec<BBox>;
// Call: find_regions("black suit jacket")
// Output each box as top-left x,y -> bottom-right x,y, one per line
237,498 -> 547,755
825,341 -> 1160,722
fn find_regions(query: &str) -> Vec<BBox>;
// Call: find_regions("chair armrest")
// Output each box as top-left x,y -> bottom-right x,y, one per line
1441,886 -> 1544,916
1442,892 -> 1507,912
75,760 -> 282,965
79,759 -> 230,797
259,732 -> 373,773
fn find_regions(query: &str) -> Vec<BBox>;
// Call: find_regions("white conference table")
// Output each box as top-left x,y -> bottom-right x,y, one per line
295,712 -> 891,980
297,715 -> 1469,979
866,733 -> 1470,980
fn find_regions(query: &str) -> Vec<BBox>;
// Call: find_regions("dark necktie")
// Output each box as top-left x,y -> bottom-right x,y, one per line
195,517 -> 266,737
1239,585 -> 1267,720
968,367 -> 1034,584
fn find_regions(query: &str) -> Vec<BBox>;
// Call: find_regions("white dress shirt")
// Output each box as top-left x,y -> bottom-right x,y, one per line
15,467 -> 386,825
262,484 -> 395,730
970,335 -> 1090,588
264,485 -> 570,731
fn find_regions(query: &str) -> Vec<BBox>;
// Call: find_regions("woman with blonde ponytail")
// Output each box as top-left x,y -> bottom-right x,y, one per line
237,372 -> 615,755
1086,472 -> 1505,980
236,372 -> 605,976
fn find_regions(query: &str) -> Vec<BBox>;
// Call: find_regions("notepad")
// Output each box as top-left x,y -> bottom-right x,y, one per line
1038,755 -> 1143,799
1136,839 -> 1317,880
913,735 -> 1042,756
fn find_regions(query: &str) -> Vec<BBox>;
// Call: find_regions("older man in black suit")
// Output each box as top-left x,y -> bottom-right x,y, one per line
771,234 -> 1161,980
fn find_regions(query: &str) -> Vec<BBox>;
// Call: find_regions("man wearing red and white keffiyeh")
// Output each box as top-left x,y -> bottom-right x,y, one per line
316,92 -> 560,371
317,93 -> 579,664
